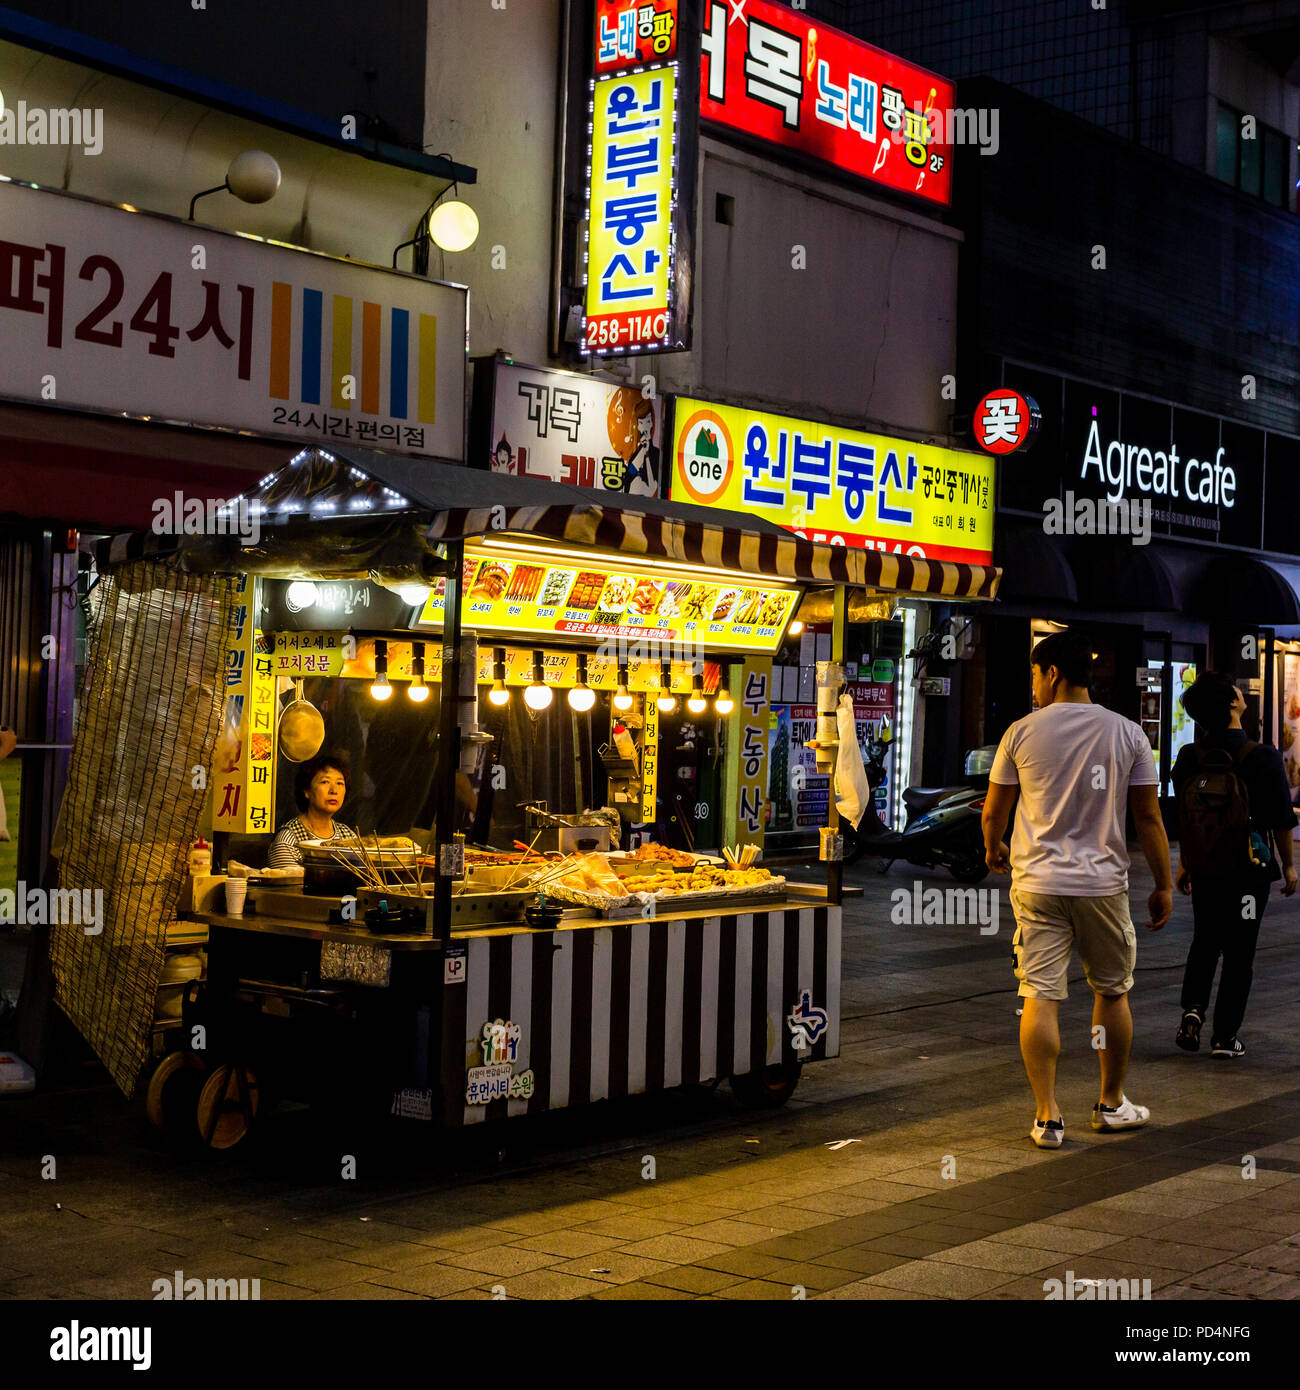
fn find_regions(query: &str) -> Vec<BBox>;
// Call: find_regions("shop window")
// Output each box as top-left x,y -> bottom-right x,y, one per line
1216,103 -> 1293,211
1216,105 -> 1238,184
1263,127 -> 1289,209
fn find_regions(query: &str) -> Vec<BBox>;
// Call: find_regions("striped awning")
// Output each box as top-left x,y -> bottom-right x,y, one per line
88,447 -> 1001,601
422,503 -> 999,599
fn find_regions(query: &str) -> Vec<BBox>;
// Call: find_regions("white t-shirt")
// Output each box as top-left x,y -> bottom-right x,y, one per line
990,702 -> 1158,896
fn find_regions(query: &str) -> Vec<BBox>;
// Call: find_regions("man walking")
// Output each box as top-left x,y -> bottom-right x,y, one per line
1173,672 -> 1297,1058
982,632 -> 1173,1149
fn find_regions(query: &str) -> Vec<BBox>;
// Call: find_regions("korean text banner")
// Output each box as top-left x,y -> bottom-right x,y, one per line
596,0 -> 679,74
583,65 -> 678,356
670,397 -> 995,565
417,548 -> 798,655
488,360 -> 666,495
0,180 -> 467,460
700,0 -> 955,208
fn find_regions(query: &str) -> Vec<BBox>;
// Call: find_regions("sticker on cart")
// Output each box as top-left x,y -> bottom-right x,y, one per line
481,1018 -> 521,1065
391,1087 -> 434,1121
787,989 -> 829,1052
444,945 -> 467,985
466,1063 -> 535,1105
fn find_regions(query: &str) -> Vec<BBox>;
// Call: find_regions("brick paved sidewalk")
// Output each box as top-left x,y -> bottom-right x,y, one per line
2,856 -> 1299,1300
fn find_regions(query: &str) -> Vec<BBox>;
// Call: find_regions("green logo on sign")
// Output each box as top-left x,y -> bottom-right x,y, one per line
871,659 -> 895,683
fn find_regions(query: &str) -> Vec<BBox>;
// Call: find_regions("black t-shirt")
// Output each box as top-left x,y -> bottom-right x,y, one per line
1173,731 -> 1298,838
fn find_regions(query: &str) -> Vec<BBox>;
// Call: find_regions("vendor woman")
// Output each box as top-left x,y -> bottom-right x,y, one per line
269,752 -> 359,867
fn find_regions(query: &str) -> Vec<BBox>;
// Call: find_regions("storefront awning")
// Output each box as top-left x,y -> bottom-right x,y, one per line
993,518 -> 1077,604
92,447 -> 1002,599
1070,540 -> 1178,612
1187,552 -> 1300,626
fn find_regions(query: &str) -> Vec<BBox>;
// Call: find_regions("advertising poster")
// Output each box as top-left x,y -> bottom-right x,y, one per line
1283,655 -> 1300,803
416,550 -> 797,656
768,681 -> 895,834
487,361 -> 666,496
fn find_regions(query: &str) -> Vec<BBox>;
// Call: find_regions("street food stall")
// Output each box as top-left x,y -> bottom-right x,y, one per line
52,445 -> 997,1147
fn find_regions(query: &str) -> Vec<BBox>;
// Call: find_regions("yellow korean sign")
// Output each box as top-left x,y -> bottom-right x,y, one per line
583,65 -> 676,356
723,657 -> 772,851
415,547 -> 797,654
271,630 -> 348,678
212,580 -> 275,835
670,397 -> 995,566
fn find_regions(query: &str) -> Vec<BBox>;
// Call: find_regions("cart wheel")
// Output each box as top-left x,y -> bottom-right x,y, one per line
729,1062 -> 802,1110
196,1062 -> 261,1150
145,1052 -> 209,1135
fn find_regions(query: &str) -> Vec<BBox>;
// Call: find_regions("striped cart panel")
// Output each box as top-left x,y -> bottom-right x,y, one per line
444,905 -> 841,1126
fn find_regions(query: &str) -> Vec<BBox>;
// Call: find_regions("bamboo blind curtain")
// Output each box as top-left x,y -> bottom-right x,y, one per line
51,559 -> 231,1096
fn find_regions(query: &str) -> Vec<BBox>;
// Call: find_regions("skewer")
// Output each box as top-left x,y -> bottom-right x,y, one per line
504,829 -> 545,888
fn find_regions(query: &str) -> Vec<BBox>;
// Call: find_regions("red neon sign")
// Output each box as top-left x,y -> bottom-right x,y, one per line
699,0 -> 955,208
596,0 -> 679,75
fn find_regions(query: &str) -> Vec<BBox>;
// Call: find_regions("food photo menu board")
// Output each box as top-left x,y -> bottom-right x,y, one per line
415,549 -> 798,654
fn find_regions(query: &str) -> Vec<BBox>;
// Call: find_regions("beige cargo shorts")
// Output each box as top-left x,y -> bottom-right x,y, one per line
1009,887 -> 1137,1001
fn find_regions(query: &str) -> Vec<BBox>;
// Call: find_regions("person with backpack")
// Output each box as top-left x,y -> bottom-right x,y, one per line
1173,672 -> 1297,1058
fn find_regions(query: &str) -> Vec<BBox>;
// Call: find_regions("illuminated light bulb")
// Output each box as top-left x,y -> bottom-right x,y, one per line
428,200 -> 479,252
789,619 -> 805,635
370,675 -> 392,701
285,580 -> 317,611
613,662 -> 634,711
396,583 -> 432,607
687,693 -> 707,715
524,681 -> 553,711
714,688 -> 734,716
568,684 -> 596,712
488,681 -> 510,706
657,659 -> 676,714
407,681 -> 429,703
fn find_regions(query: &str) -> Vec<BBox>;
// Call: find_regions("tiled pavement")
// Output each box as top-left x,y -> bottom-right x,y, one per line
3,857 -> 1300,1300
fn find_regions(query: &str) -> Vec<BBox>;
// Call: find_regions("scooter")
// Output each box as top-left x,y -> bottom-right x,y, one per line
843,740 -> 996,882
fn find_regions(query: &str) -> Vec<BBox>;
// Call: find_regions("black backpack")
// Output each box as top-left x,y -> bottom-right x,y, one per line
1177,740 -> 1257,877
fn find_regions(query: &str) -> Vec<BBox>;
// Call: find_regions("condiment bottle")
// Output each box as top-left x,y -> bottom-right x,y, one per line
188,837 -> 211,874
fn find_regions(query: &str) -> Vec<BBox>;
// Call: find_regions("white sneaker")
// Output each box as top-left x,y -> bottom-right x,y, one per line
1091,1097 -> 1150,1131
1030,1117 -> 1065,1148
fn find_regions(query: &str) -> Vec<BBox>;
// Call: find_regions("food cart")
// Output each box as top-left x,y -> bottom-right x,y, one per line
53,445 -> 998,1147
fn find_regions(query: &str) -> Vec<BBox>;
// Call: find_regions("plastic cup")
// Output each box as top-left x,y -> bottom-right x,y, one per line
224,877 -> 248,916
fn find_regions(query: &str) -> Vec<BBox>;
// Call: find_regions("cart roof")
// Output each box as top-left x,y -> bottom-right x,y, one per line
91,445 -> 1000,599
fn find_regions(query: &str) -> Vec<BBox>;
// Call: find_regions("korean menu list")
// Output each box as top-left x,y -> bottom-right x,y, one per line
417,551 -> 797,654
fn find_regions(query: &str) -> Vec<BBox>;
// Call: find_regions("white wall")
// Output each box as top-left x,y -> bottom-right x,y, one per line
425,4 -> 960,443
424,0 -> 562,364
657,139 -> 961,439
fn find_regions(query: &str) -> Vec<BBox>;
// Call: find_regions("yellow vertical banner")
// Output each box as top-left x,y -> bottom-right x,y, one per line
212,579 -> 275,836
212,576 -> 252,834
723,657 -> 772,851
640,702 -> 659,825
246,638 -> 276,835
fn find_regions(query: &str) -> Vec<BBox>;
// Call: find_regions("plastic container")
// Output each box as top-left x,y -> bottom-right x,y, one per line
0,1052 -> 36,1094
188,837 -> 211,874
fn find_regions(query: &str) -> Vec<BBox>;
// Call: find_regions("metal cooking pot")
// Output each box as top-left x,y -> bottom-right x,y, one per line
279,680 -> 325,763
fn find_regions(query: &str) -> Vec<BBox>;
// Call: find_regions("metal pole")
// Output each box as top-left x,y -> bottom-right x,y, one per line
1263,627 -> 1276,745
433,540 -> 465,933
